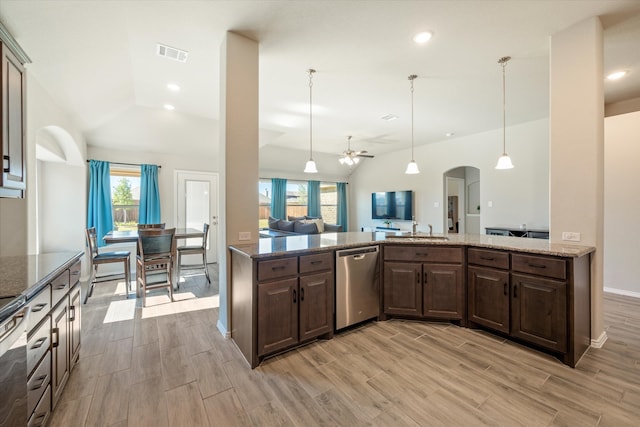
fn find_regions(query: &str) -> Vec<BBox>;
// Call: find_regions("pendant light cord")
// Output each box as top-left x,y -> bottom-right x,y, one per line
502,59 -> 506,155
409,74 -> 417,161
308,69 -> 315,160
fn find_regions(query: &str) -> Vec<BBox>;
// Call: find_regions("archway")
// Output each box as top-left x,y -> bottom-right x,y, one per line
443,166 -> 480,234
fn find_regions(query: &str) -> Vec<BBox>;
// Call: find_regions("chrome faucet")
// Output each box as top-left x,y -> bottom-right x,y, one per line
428,224 -> 433,236
412,217 -> 418,235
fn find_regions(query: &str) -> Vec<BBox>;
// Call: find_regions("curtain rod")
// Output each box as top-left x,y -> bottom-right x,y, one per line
86,160 -> 161,168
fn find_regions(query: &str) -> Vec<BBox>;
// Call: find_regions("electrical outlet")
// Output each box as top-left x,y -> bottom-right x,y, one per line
562,232 -> 581,242
487,201 -> 493,208
239,231 -> 251,241
434,201 -> 440,208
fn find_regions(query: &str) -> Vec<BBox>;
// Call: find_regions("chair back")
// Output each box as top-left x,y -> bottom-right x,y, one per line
137,228 -> 175,259
201,223 -> 210,249
86,227 -> 99,259
138,223 -> 166,230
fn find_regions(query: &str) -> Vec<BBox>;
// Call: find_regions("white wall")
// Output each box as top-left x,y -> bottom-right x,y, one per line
87,146 -> 218,228
349,119 -> 550,234
604,110 -> 640,296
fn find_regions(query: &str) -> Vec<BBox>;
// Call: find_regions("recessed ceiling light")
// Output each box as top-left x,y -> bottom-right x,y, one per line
607,70 -> 627,80
167,83 -> 180,91
413,31 -> 433,44
380,114 -> 399,121
445,132 -> 455,137
164,104 -> 175,111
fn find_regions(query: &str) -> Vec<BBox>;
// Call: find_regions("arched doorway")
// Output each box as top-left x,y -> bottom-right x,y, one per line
443,166 -> 480,234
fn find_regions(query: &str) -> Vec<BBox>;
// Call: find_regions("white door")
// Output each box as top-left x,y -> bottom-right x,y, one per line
175,171 -> 218,263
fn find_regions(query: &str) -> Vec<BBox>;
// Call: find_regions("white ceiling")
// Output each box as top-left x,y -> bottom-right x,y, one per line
1,0 -> 639,160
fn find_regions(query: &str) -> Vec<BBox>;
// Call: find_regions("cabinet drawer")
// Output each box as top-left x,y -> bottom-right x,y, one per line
512,254 -> 566,280
28,284 -> 51,331
384,246 -> 463,263
468,248 -> 509,269
258,257 -> 298,282
27,384 -> 51,427
51,269 -> 70,307
299,252 -> 333,274
70,260 -> 81,285
28,350 -> 51,416
27,316 -> 51,377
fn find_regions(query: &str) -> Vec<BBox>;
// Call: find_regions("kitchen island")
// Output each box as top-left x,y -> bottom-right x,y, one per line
229,232 -> 594,368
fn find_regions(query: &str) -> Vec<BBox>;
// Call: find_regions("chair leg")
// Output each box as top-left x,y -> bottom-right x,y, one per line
125,256 -> 131,298
203,251 -> 211,284
176,252 -> 181,289
83,265 -> 98,304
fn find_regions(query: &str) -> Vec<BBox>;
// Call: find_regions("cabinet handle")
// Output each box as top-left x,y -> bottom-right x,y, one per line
30,375 -> 48,391
31,336 -> 47,350
292,289 -> 297,304
32,302 -> 48,312
424,272 -> 428,284
32,413 -> 46,426
56,283 -> 68,290
513,284 -> 518,298
416,271 -> 420,283
69,305 -> 76,322
271,266 -> 285,271
503,283 -> 507,295
52,327 -> 59,348
480,256 -> 495,261
310,260 -> 323,265
416,253 -> 429,257
2,155 -> 9,173
300,287 -> 305,301
527,263 -> 546,269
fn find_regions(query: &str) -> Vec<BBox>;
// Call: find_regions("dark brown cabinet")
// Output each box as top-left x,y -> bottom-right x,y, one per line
254,252 -> 334,362
383,246 -> 464,321
51,299 -> 69,408
69,282 -> 81,367
0,42 -> 26,198
468,248 -> 587,366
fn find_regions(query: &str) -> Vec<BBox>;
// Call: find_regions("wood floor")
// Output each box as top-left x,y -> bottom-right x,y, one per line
50,269 -> 640,426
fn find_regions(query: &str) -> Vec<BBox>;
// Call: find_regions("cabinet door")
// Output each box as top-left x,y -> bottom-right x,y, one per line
1,44 -> 25,196
423,264 -> 463,320
257,278 -> 298,356
299,271 -> 333,341
69,283 -> 81,367
468,266 -> 510,333
511,273 -> 567,352
383,262 -> 422,316
51,301 -> 69,409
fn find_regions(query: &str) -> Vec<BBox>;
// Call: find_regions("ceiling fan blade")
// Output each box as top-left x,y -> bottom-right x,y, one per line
357,154 -> 375,158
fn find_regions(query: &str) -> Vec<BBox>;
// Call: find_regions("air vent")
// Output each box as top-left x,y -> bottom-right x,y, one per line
380,114 -> 398,121
156,43 -> 189,63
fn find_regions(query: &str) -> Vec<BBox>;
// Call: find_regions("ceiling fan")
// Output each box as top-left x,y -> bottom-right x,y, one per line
338,136 -> 374,166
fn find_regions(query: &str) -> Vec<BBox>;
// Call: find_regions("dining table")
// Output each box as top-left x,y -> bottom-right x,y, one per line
103,227 -> 205,293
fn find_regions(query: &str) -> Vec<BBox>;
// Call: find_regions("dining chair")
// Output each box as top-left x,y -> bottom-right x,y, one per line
137,223 -> 166,229
176,223 -> 211,287
136,228 -> 176,307
84,227 -> 131,304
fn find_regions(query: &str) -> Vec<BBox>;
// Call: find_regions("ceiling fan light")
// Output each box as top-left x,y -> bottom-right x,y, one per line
353,157 -> 360,164
495,154 -> 514,170
304,159 -> 318,173
338,157 -> 346,165
405,160 -> 420,174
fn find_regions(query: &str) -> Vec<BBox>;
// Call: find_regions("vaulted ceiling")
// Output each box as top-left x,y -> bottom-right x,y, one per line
1,1 -> 639,161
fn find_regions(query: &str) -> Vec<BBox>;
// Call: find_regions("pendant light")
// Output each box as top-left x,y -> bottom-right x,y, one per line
304,68 -> 318,173
495,56 -> 514,170
405,74 -> 420,174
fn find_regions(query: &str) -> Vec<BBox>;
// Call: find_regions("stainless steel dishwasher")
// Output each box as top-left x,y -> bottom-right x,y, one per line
335,246 -> 379,330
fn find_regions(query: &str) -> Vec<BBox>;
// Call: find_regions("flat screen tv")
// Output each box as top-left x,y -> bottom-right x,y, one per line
372,190 -> 413,220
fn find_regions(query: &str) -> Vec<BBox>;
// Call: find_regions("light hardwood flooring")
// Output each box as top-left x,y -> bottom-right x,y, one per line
50,269 -> 640,426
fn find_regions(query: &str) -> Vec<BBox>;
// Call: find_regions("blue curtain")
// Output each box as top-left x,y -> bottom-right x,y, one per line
307,180 -> 321,218
139,164 -> 161,224
337,182 -> 348,231
271,178 -> 287,220
87,160 -> 113,247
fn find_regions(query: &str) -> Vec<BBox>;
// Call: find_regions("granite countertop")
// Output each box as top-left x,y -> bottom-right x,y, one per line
0,251 -> 84,300
229,232 -> 595,259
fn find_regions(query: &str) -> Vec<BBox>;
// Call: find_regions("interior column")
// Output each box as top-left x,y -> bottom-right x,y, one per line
549,17 -> 605,347
217,32 -> 259,336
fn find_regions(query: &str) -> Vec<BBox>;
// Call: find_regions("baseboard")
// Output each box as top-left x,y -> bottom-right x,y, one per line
604,287 -> 640,299
591,331 -> 608,348
217,319 -> 230,339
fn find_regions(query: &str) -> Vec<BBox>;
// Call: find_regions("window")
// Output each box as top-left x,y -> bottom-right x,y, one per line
110,167 -> 140,231
258,179 -> 339,228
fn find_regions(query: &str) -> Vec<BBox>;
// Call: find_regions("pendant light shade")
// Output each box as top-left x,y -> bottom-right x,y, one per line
304,68 -> 318,173
495,56 -> 514,170
405,74 -> 420,174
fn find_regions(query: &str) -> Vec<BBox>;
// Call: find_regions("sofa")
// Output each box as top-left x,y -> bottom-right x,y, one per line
265,215 -> 343,236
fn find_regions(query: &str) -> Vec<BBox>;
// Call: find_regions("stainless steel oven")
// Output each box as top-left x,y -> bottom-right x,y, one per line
0,296 -> 29,427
